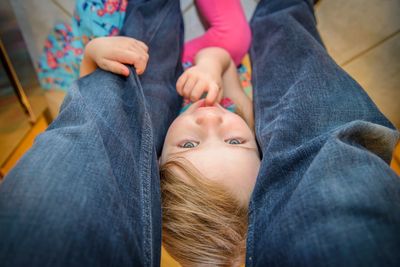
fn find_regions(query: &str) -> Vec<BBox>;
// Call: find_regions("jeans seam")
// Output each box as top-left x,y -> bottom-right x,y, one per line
133,3 -> 179,263
141,114 -> 153,266
132,72 -> 155,267
248,41 -> 259,267
246,202 -> 255,267
79,73 -> 154,265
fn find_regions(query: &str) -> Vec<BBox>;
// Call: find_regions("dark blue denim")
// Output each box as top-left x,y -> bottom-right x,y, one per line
0,0 -> 399,267
0,1 -> 183,266
247,1 -> 400,266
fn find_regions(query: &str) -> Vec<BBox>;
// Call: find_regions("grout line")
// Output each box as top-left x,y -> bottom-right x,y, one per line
51,0 -> 73,18
341,28 -> 400,67
182,2 -> 195,14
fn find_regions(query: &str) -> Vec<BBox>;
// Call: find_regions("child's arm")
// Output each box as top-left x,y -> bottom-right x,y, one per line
221,60 -> 254,129
182,0 -> 251,66
80,36 -> 149,77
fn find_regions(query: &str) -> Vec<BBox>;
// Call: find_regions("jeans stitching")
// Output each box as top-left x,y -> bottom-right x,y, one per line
131,72 -> 155,267
247,35 -> 259,267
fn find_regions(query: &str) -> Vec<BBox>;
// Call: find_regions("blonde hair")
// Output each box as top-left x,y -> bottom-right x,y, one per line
160,157 -> 248,267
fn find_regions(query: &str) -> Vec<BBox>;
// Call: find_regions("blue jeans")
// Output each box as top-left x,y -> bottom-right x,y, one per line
0,1 -> 183,266
247,1 -> 400,266
1,0 -> 399,266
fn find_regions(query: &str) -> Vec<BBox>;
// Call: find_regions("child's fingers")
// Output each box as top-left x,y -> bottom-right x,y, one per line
127,49 -> 149,75
217,89 -> 223,103
176,73 -> 188,96
112,49 -> 149,75
109,49 -> 144,65
127,43 -> 148,58
133,58 -> 148,75
205,83 -> 220,106
99,58 -> 130,76
127,38 -> 148,52
182,77 -> 198,99
136,41 -> 149,54
190,80 -> 206,102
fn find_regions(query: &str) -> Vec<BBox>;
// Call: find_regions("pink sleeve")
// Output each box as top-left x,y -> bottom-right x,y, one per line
182,0 -> 252,66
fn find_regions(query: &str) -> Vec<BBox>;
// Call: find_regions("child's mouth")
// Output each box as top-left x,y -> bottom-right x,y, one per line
199,100 -> 206,108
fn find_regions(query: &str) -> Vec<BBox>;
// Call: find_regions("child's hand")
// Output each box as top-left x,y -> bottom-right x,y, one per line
176,65 -> 223,105
84,36 -> 149,76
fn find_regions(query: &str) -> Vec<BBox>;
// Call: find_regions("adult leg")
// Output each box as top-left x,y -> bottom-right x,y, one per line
248,0 -> 400,266
0,1 -> 183,266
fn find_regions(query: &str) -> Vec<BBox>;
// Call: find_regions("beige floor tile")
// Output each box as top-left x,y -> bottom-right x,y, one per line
343,33 -> 400,129
10,0 -> 70,64
241,0 -> 257,20
181,0 -> 193,12
316,0 -> 400,65
52,0 -> 75,16
183,4 -> 205,41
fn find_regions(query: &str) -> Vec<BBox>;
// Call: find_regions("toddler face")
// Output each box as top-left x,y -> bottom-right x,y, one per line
160,99 -> 260,204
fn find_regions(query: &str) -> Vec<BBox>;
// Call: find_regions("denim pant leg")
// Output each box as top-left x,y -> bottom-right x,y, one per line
247,1 -> 400,266
121,0 -> 184,155
0,1 -> 183,266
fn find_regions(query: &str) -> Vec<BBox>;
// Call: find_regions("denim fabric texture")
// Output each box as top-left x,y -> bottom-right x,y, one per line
0,0 -> 399,267
0,0 -> 183,266
247,0 -> 400,266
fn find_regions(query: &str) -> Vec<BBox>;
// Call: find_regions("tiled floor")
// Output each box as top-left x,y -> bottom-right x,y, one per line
11,0 -> 400,128
316,0 -> 400,129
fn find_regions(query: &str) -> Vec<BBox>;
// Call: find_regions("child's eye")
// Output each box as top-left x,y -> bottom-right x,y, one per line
179,141 -> 199,148
226,138 -> 243,145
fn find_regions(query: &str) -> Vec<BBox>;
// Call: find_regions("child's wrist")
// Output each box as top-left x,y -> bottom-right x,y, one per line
80,39 -> 98,76
84,39 -> 97,61
196,61 -> 223,81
